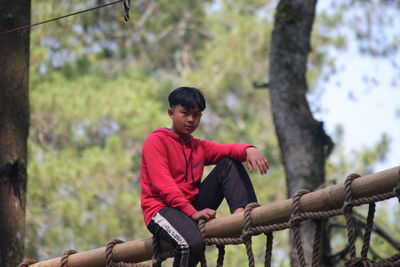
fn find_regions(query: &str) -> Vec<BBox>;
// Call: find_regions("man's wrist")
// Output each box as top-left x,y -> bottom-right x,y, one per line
246,146 -> 257,152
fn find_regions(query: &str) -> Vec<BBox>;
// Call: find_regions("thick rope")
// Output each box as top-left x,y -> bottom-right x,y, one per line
216,245 -> 225,267
311,219 -> 322,267
106,239 -> 151,267
242,202 -> 261,267
23,170 -> 400,267
360,203 -> 376,259
342,173 -> 400,267
343,173 -> 361,261
264,232 -> 273,267
18,259 -> 38,267
106,239 -> 124,266
197,219 -> 209,267
60,249 -> 77,267
290,189 -> 309,267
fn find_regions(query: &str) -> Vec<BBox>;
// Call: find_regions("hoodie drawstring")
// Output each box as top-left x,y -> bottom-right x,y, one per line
189,144 -> 194,183
181,141 -> 195,184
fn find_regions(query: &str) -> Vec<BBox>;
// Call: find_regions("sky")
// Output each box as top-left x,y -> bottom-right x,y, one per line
313,1 -> 400,173
316,53 -> 399,172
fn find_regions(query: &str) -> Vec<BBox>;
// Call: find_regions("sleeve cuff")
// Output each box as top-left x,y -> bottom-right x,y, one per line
245,145 -> 256,150
240,145 -> 256,162
181,204 -> 197,217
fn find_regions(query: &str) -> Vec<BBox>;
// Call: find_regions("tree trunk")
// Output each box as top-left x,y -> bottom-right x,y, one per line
0,1 -> 31,266
268,0 -> 333,266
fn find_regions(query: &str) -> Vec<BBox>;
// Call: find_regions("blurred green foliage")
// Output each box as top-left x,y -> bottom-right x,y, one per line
25,0 -> 399,265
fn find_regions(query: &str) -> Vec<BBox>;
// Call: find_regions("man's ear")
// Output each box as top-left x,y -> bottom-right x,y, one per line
168,108 -> 174,118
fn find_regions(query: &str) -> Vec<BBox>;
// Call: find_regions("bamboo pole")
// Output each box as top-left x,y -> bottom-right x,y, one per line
30,166 -> 400,267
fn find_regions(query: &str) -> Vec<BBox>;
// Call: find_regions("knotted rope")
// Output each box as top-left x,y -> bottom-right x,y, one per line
198,202 -> 287,267
18,259 -> 38,267
290,189 -> 310,267
195,171 -> 400,267
342,173 -> 400,267
105,239 -> 151,267
19,170 -> 400,266
61,249 -> 77,267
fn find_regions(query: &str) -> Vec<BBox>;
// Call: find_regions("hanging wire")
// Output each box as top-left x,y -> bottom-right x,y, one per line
123,0 -> 131,22
0,0 -> 130,37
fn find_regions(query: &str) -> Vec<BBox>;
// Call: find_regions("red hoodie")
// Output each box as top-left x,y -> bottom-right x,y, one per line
140,128 -> 253,225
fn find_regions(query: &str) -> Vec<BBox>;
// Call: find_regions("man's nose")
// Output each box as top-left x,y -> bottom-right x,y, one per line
187,114 -> 194,121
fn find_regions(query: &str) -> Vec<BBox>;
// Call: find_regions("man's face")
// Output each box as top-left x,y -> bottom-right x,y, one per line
168,105 -> 202,138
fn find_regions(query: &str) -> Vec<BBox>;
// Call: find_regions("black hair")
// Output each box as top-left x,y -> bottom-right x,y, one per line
168,87 -> 206,111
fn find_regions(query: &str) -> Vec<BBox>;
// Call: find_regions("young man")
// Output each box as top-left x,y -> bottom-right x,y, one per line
140,87 -> 269,266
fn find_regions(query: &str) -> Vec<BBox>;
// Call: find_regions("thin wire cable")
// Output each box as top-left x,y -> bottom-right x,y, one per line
0,0 -> 123,37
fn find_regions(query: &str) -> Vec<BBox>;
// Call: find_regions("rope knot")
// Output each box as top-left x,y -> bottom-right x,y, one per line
289,215 -> 303,228
61,249 -> 77,267
18,259 -> 38,267
241,202 -> 261,267
292,189 -> 310,214
106,239 -> 124,267
345,256 -> 374,267
342,201 -> 354,214
198,219 -> 206,238
344,173 -> 361,200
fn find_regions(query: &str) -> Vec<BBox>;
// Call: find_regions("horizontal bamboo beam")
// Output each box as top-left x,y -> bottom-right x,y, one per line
30,166 -> 400,267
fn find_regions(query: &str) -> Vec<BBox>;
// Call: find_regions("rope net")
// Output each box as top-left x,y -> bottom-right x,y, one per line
20,172 -> 400,267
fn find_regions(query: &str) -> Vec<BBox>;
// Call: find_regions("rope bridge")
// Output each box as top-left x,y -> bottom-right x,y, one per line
21,166 -> 400,267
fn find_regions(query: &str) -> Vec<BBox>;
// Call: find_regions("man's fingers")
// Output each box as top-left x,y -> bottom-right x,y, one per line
208,210 -> 216,219
247,161 -> 253,172
264,158 -> 270,169
200,209 -> 216,221
260,160 -> 268,174
209,211 -> 216,219
250,160 -> 258,172
253,159 -> 268,175
248,158 -> 269,174
255,160 -> 264,174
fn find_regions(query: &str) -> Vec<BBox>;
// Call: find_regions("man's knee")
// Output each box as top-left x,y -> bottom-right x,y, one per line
218,157 -> 240,167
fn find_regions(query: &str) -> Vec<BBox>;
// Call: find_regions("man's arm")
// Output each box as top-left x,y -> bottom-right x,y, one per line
202,140 -> 250,164
202,140 -> 269,175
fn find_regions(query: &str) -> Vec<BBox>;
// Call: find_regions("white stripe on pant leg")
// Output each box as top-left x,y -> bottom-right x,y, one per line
153,213 -> 189,267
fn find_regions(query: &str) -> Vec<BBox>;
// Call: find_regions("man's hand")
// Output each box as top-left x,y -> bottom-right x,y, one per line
191,208 -> 216,221
246,147 -> 269,175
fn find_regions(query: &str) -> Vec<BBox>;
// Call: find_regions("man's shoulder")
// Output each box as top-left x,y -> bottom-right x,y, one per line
144,128 -> 184,148
144,130 -> 163,142
145,128 -> 170,139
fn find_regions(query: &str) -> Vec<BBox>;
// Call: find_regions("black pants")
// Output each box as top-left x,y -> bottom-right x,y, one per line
147,158 -> 257,267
